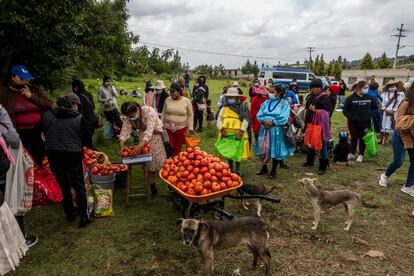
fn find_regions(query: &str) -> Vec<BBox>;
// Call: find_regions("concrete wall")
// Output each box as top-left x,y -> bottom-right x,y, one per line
342,69 -> 414,87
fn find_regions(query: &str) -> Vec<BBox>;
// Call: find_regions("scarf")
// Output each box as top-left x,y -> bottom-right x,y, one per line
224,99 -> 250,124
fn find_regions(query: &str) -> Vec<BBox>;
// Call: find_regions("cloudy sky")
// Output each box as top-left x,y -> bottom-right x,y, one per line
127,0 -> 414,69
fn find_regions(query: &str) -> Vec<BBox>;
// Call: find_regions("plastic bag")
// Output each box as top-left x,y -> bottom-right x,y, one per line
304,113 -> 322,151
215,134 -> 244,162
258,129 -> 271,165
5,143 -> 34,216
93,185 -> 113,217
32,166 -> 63,207
363,124 -> 378,158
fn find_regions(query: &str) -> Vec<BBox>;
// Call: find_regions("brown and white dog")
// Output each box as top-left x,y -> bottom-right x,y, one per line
178,217 -> 272,276
299,178 -> 378,231
237,184 -> 276,217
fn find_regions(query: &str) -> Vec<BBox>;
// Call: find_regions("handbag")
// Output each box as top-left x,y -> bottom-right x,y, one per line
362,120 -> 378,158
304,111 -> 322,151
32,166 -> 63,207
283,122 -> 296,148
197,103 -> 207,111
258,129 -> 271,165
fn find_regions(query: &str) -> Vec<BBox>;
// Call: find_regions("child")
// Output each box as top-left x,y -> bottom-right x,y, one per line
333,132 -> 350,165
206,99 -> 215,127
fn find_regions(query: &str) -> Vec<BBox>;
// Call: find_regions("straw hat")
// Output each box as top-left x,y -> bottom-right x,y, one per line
232,81 -> 240,87
224,87 -> 242,97
382,79 -> 398,92
153,80 -> 166,90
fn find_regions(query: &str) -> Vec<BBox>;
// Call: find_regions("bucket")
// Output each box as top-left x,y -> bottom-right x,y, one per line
90,173 -> 115,192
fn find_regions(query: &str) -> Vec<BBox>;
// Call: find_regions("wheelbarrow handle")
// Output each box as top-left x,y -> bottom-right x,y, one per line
224,194 -> 281,203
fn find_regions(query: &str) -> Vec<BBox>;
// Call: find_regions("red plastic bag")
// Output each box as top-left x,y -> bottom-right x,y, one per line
32,166 -> 63,207
304,112 -> 322,151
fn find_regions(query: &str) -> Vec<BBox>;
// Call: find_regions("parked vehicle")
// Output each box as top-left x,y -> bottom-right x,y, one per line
258,67 -> 317,90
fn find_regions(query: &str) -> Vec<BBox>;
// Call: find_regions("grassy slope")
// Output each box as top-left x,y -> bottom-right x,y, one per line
11,79 -> 414,276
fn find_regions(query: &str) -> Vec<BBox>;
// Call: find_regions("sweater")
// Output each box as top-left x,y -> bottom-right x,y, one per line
343,93 -> 376,128
250,95 -> 268,134
161,96 -> 194,131
328,84 -> 341,95
14,93 -> 42,129
98,85 -> 118,111
42,107 -> 92,158
0,81 -> 52,128
305,93 -> 332,124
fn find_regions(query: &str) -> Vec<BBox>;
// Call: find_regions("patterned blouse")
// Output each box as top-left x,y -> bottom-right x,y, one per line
119,105 -> 164,143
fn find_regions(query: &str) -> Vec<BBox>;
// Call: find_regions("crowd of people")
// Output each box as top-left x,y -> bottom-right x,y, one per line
0,64 -> 413,274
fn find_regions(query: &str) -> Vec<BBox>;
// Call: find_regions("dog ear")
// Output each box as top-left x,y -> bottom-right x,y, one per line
198,221 -> 209,231
176,218 -> 184,226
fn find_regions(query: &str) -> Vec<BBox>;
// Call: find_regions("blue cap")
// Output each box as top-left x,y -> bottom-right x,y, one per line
11,65 -> 34,80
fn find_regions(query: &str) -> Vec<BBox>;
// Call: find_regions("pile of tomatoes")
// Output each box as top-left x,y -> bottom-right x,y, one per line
83,147 -> 98,165
161,147 -> 242,196
121,144 -> 151,157
90,164 -> 128,176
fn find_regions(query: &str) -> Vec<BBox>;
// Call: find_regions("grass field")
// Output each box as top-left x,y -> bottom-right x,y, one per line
10,78 -> 414,276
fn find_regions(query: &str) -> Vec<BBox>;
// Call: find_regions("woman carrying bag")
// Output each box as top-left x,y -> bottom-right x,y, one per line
215,87 -> 251,176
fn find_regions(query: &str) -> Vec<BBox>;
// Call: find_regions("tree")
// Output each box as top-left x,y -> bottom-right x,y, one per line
319,54 -> 326,75
359,53 -> 374,69
241,59 -> 259,79
377,52 -> 392,69
332,59 -> 342,80
313,55 -> 320,75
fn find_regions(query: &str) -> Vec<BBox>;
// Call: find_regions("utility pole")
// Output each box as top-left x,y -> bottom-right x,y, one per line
391,23 -> 408,69
306,46 -> 315,70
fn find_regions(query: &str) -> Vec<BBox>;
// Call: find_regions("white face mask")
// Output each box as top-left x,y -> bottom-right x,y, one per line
104,81 -> 111,86
227,98 -> 236,104
389,87 -> 397,92
268,93 -> 276,100
362,88 -> 369,95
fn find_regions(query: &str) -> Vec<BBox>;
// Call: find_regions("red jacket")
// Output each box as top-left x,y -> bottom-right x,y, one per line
250,95 -> 268,134
329,84 -> 341,95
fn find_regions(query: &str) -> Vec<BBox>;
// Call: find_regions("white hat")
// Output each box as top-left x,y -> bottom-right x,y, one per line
232,81 -> 240,87
153,80 -> 166,90
224,87 -> 242,97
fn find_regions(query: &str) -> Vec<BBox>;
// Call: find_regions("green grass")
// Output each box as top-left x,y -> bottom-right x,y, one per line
10,79 -> 414,275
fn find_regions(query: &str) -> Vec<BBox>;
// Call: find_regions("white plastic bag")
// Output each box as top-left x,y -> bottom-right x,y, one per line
5,143 -> 35,216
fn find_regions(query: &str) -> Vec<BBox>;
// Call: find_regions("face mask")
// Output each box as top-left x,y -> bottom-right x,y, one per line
227,98 -> 236,104
254,83 -> 259,88
155,89 -> 162,94
389,87 -> 397,92
129,113 -> 139,122
104,81 -> 111,86
362,88 -> 369,95
268,93 -> 276,100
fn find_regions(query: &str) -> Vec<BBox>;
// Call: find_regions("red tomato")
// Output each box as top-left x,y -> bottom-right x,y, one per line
200,167 -> 208,174
203,180 -> 212,189
212,182 -> 220,192
204,172 -> 212,181
200,158 -> 208,167
194,183 -> 203,193
201,189 -> 209,195
187,188 -> 196,195
220,182 -> 227,190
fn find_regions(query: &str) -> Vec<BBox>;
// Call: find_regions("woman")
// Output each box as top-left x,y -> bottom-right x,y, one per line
143,81 -> 156,109
248,79 -> 262,101
343,80 -> 376,163
178,79 -> 188,97
379,85 -> 414,197
98,76 -> 122,134
255,84 -> 294,179
303,78 -> 332,175
161,83 -> 194,156
379,80 -> 404,145
153,80 -> 169,116
0,65 -> 52,165
42,93 -> 93,228
216,87 -> 251,176
337,79 -> 347,110
250,87 -> 268,142
119,101 -> 167,195
367,82 -> 383,133
72,79 -> 99,137
193,76 -> 209,132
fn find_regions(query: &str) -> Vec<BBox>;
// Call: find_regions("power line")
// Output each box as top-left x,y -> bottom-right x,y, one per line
391,23 -> 409,69
306,46 -> 315,70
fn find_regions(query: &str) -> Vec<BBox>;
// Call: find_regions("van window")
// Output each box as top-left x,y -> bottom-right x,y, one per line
272,72 -> 307,80
308,74 -> 316,81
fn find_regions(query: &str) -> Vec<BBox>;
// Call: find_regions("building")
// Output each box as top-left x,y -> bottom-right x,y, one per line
342,69 -> 414,87
212,68 -> 250,79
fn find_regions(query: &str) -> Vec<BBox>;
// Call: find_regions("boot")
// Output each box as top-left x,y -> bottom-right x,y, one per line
150,183 -> 158,195
235,162 -> 242,177
269,159 -> 277,179
318,159 -> 329,175
303,151 -> 315,167
256,165 -> 268,175
228,160 -> 234,173
279,160 -> 289,169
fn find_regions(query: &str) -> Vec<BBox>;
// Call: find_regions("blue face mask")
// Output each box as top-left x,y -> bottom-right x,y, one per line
129,113 -> 139,122
362,88 -> 369,95
268,93 -> 277,100
227,98 -> 236,104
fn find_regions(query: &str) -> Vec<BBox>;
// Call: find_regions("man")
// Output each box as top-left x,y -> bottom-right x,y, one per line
328,81 -> 341,114
192,76 -> 209,132
184,71 -> 191,96
303,78 -> 333,175
72,80 -> 99,138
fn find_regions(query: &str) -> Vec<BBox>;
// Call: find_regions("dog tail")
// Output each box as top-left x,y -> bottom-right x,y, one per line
360,199 -> 379,208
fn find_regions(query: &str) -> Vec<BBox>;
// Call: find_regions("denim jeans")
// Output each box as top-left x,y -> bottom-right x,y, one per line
385,131 -> 414,187
338,95 -> 345,108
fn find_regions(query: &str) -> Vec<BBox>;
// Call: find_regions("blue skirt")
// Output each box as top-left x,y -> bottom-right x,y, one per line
254,125 -> 294,160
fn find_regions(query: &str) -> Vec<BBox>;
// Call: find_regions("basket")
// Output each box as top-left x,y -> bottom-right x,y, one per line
186,133 -> 200,149
159,170 -> 243,203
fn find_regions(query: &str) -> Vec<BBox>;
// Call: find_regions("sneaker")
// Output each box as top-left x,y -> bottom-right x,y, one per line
400,186 -> 414,197
378,174 -> 388,187
25,234 -> 38,248
347,153 -> 355,161
356,155 -> 364,163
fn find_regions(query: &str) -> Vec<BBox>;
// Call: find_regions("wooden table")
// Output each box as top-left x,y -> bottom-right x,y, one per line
122,154 -> 152,207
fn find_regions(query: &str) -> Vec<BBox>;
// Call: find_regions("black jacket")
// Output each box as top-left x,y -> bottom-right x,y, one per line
77,90 -> 98,128
305,93 -> 333,124
343,93 -> 375,128
42,107 -> 92,158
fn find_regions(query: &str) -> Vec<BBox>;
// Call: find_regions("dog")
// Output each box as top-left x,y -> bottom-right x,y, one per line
298,178 -> 378,231
178,217 -> 271,276
237,184 -> 276,217
333,132 -> 350,165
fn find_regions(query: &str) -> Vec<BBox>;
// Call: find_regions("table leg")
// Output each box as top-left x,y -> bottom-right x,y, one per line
125,164 -> 132,207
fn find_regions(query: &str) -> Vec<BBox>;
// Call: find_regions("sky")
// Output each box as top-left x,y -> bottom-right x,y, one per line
126,0 -> 414,69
